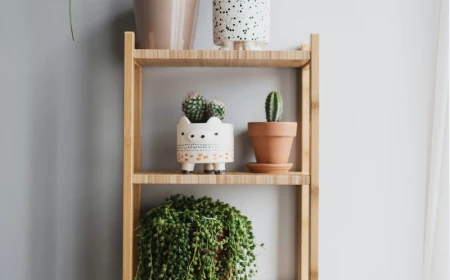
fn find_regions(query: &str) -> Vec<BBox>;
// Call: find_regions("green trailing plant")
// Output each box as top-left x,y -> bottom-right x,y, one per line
182,92 -> 227,123
265,91 -> 283,122
136,194 -> 263,280
207,100 -> 226,120
69,0 -> 74,40
182,92 -> 208,123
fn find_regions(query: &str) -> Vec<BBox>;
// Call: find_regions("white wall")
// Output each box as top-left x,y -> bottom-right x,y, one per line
0,0 -> 435,279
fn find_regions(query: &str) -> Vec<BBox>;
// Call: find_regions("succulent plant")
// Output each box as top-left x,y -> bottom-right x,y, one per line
137,194 -> 262,280
265,91 -> 283,122
207,100 -> 226,120
182,92 -> 207,123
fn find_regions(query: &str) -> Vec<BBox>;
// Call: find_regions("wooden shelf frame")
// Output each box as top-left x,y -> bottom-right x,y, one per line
133,171 -> 310,185
123,32 -> 319,280
134,49 -> 310,67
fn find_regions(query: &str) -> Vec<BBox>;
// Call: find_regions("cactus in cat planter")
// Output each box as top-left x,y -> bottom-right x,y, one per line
182,92 -> 207,123
207,100 -> 226,120
265,91 -> 283,122
178,93 -> 233,174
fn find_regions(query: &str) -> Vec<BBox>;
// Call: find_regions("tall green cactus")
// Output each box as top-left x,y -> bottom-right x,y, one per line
265,91 -> 283,122
207,100 -> 226,120
182,92 -> 207,123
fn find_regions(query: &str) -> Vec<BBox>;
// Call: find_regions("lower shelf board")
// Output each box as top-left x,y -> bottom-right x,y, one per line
132,171 -> 310,185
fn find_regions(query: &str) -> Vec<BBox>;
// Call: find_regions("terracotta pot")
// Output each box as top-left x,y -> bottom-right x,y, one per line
248,122 -> 297,163
133,0 -> 199,49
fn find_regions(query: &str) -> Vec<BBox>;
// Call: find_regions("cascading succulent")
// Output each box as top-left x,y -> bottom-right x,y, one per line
182,92 -> 207,123
136,194 -> 262,280
265,91 -> 283,122
207,100 -> 226,120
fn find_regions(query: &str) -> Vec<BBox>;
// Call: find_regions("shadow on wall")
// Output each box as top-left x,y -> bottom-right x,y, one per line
27,9 -> 135,280
75,9 -> 136,280
28,65 -> 58,280
111,10 -> 136,63
235,130 -> 254,171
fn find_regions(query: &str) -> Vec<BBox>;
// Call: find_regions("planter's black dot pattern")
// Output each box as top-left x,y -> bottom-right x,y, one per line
213,0 -> 270,46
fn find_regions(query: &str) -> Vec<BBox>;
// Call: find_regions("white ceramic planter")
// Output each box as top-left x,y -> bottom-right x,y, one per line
213,0 -> 270,50
177,116 -> 234,174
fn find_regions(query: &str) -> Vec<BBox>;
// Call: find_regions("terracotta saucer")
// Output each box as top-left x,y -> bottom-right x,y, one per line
246,162 -> 293,173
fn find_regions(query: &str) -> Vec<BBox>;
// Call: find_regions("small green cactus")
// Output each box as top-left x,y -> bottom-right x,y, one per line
265,91 -> 283,122
182,92 -> 207,123
207,100 -> 226,120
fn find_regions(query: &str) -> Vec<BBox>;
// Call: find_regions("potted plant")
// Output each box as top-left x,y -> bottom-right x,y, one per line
133,0 -> 200,49
136,194 -> 263,280
213,0 -> 270,50
177,92 -> 234,174
69,1 -> 199,46
247,91 -> 297,173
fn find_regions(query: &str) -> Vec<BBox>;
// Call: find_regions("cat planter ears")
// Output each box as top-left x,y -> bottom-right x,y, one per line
213,0 -> 270,50
177,117 -> 234,174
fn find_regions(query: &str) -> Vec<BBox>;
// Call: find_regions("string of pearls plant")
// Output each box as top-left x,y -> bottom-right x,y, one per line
136,194 -> 263,280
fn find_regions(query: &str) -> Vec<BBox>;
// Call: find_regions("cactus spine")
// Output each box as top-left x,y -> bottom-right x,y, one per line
207,100 -> 226,120
265,91 -> 283,122
182,92 -> 207,123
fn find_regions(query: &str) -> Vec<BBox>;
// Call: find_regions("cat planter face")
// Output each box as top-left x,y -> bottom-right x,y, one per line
177,116 -> 234,174
213,0 -> 270,50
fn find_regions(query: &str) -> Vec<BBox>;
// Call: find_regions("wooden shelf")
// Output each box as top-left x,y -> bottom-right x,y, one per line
133,49 -> 310,68
123,32 -> 320,280
133,171 -> 310,185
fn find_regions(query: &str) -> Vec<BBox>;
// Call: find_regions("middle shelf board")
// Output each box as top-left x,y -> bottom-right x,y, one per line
133,171 -> 310,185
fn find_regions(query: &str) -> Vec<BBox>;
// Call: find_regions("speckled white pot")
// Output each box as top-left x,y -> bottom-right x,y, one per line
177,116 -> 234,174
213,0 -> 270,50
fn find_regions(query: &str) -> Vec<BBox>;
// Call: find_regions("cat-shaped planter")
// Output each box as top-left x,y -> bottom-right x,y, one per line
177,116 -> 234,174
213,0 -> 270,50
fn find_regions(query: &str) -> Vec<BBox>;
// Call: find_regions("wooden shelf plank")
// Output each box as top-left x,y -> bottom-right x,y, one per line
133,171 -> 310,185
133,50 -> 310,68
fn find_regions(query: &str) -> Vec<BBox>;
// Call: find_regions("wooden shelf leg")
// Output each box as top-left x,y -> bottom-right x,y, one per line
132,64 -> 142,277
298,43 -> 311,280
299,185 -> 310,280
123,32 -> 140,280
310,34 -> 320,280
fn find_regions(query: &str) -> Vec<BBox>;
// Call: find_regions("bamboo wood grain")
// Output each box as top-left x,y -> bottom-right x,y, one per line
132,65 -> 142,278
300,185 -> 310,280
300,44 -> 311,173
298,43 -> 311,280
134,49 -> 310,68
123,32 -> 136,280
134,66 -> 142,172
309,34 -> 320,280
133,172 -> 310,185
